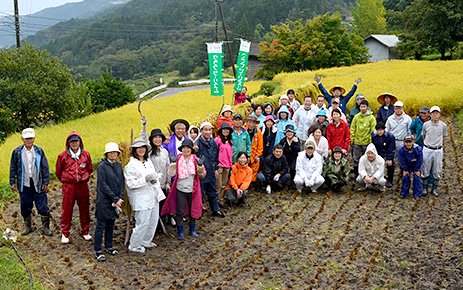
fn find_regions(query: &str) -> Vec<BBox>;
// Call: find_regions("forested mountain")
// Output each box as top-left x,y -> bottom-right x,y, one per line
37,0 -> 356,80
0,0 -> 131,47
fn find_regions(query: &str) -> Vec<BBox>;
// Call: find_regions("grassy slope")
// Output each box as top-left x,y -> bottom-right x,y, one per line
0,82 -> 263,182
274,60 -> 463,114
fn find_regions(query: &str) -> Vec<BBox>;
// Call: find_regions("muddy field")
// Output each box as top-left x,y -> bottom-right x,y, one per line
2,118 -> 463,289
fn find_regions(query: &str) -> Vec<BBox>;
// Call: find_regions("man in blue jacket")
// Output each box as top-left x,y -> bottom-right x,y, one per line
314,75 -> 362,115
398,135 -> 423,198
10,128 -> 52,236
195,122 -> 225,217
371,122 -> 396,188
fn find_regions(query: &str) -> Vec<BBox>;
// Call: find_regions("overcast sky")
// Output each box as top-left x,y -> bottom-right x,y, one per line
0,0 -> 83,16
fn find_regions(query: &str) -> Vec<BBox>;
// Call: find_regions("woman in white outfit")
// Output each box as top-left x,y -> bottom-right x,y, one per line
124,136 -> 165,253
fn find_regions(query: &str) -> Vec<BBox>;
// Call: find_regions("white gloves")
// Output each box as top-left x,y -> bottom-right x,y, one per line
354,77 -> 362,85
273,174 -> 280,182
141,116 -> 148,128
305,178 -> 314,187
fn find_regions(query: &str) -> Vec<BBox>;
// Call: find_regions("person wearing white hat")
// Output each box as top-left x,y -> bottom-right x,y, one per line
385,100 -> 412,159
216,105 -> 233,135
124,134 -> 164,253
10,128 -> 52,236
196,122 -> 225,217
421,106 -> 448,197
94,142 -> 124,262
274,94 -> 295,119
294,140 -> 325,193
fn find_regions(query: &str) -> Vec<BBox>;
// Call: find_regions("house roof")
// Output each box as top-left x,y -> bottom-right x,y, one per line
249,42 -> 262,56
364,34 -> 399,48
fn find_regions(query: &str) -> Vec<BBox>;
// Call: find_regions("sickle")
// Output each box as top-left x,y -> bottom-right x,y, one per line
138,99 -> 145,117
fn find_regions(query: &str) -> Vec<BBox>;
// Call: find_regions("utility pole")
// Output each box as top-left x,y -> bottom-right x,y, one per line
14,0 -> 21,48
217,1 -> 236,77
214,1 -> 218,42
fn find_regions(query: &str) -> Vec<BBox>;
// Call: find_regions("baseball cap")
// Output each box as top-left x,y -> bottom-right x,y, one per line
430,106 -> 441,113
419,106 -> 430,113
22,128 -> 35,139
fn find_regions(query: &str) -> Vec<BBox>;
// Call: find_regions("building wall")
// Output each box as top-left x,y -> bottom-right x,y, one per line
364,39 -> 391,62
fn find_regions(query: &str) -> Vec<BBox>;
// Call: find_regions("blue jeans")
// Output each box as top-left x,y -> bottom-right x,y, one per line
20,180 -> 50,218
200,181 -> 220,212
94,219 -> 115,253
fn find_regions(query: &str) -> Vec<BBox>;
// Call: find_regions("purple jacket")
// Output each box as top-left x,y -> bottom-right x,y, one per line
162,135 -> 188,161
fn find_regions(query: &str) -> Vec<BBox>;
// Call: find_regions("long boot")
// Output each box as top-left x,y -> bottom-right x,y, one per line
41,216 -> 53,236
177,225 -> 184,240
21,215 -> 33,235
189,223 -> 198,238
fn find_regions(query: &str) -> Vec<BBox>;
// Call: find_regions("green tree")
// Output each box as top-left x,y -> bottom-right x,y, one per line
85,71 -> 135,113
351,0 -> 387,37
0,44 -> 89,141
401,0 -> 463,59
256,14 -> 369,80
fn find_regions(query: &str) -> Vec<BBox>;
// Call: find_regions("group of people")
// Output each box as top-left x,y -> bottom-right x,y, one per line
9,76 -> 447,261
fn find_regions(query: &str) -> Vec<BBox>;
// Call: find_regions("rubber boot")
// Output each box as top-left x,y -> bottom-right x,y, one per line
21,215 -> 33,235
189,223 -> 198,238
41,216 -> 53,236
177,225 -> 184,240
421,176 -> 429,196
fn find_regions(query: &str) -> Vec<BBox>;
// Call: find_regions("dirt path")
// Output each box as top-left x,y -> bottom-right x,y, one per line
2,117 -> 463,289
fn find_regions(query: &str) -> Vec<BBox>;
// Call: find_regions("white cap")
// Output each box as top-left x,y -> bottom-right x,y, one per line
430,105 -> 441,113
394,101 -> 404,107
280,94 -> 289,100
22,128 -> 35,139
104,142 -> 121,155
200,121 -> 213,130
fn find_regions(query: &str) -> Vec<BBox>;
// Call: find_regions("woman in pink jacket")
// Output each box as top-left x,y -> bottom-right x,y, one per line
215,122 -> 233,209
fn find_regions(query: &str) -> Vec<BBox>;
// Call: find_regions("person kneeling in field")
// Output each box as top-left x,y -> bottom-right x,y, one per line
322,147 -> 350,192
94,142 -> 124,262
256,144 -> 291,194
224,152 -> 253,206
356,144 -> 386,192
398,135 -> 423,199
294,140 -> 325,193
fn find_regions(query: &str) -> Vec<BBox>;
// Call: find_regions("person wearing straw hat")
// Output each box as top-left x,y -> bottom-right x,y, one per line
216,105 -> 234,134
385,101 -> 412,159
294,95 -> 317,150
56,131 -> 93,244
10,128 -> 52,236
398,135 -> 423,199
244,115 -> 264,182
279,124 -> 300,178
125,135 -> 165,251
161,139 -> 206,239
376,93 -> 398,125
322,147 -> 350,192
274,94 -> 295,119
314,75 -> 362,115
421,106 -> 447,197
409,106 -> 431,147
164,119 -> 190,159
94,142 -> 124,262
294,140 -> 325,193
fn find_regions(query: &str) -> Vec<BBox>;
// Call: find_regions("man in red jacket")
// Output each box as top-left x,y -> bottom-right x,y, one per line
56,131 -> 93,244
327,108 -> 351,156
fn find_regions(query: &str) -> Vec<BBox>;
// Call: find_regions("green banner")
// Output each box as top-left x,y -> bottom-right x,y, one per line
234,39 -> 251,92
207,43 -> 223,96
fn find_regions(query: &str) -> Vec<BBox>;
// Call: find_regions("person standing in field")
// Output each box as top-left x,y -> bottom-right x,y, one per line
356,144 -> 386,192
386,101 -> 412,159
314,75 -> 362,115
322,147 -> 350,193
231,114 -> 252,164
410,106 -> 431,147
326,98 -> 347,123
376,93 -> 397,125
244,115 -> 263,182
187,126 -> 200,143
398,136 -> 423,199
293,95 -> 317,150
286,89 -> 301,113
10,128 -> 52,236
275,106 -> 298,146
195,122 -> 225,218
233,86 -> 248,106
261,115 -> 278,159
215,123 -> 233,209
56,131 -> 93,244
350,100 -> 377,178
94,142 -> 124,262
307,109 -> 329,137
216,105 -> 234,134
294,140 -> 325,193
251,104 -> 266,128
327,108 -> 350,156
421,106 -> 448,197
312,95 -> 328,115
163,119 -> 189,159
262,102 -> 276,119
347,94 -> 365,127
371,122 -> 396,188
